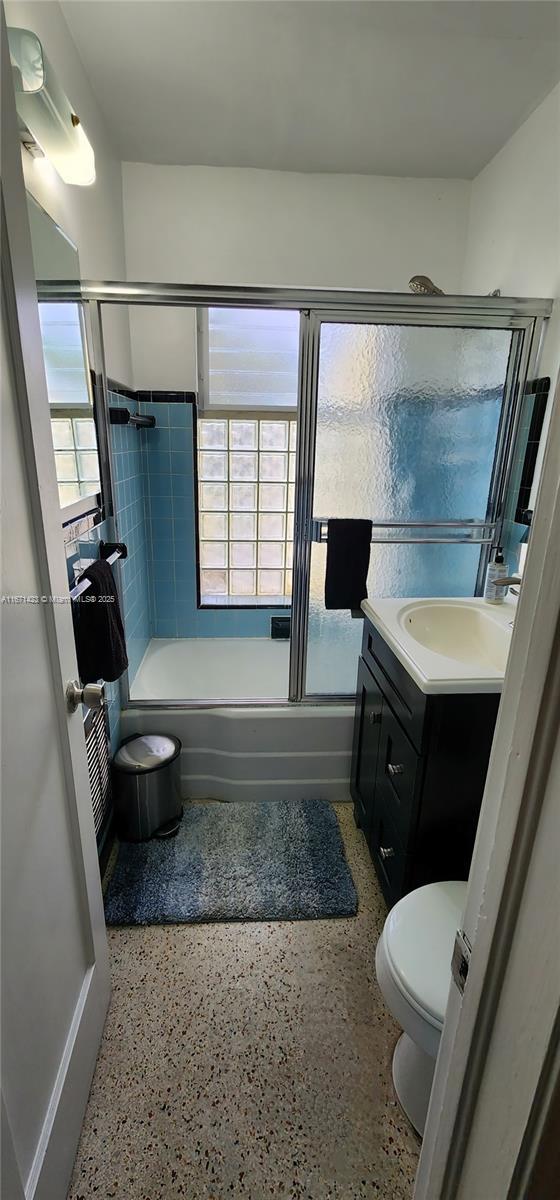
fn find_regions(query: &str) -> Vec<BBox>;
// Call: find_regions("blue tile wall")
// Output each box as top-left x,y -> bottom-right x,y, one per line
501,406 -> 529,572
139,396 -> 287,638
99,388 -> 288,705
108,390 -> 151,680
500,384 -> 545,573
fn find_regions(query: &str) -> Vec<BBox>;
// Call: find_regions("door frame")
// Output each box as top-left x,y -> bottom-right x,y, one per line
1,19 -> 110,1198
28,286 -> 560,1191
414,368 -> 560,1198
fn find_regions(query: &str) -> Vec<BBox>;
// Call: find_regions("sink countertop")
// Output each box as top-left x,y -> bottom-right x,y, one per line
361,595 -> 516,695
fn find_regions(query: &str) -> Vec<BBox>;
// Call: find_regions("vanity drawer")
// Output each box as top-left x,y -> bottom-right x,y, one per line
374,704 -> 422,848
369,803 -> 408,909
362,621 -> 426,753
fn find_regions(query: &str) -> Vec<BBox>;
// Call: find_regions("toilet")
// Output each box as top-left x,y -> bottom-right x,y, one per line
375,880 -> 467,1136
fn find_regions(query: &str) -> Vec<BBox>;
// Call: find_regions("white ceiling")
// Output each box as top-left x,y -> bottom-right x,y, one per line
61,0 -> 560,179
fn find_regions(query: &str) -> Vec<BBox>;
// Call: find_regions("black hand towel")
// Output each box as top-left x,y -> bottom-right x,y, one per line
324,519 -> 373,610
72,560 -> 128,684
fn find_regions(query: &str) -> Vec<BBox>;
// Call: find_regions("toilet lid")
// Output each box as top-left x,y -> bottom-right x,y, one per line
384,881 -> 467,1025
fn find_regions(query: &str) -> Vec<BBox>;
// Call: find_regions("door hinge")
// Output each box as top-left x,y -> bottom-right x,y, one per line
451,928 -> 472,995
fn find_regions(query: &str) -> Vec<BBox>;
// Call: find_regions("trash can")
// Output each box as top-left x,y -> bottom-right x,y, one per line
113,733 -> 182,841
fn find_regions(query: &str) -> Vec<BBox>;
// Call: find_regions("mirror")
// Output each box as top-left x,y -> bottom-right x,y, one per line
26,194 -> 102,512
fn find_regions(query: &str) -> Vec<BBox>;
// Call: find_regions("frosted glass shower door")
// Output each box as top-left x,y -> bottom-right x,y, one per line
305,322 -> 513,695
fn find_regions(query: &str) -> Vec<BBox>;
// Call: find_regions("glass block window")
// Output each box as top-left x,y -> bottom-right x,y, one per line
51,417 -> 100,507
198,417 -> 296,602
200,308 -> 300,409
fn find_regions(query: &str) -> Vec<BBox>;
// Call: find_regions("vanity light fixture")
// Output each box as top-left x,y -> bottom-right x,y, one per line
8,26 -> 96,187
20,138 -> 45,160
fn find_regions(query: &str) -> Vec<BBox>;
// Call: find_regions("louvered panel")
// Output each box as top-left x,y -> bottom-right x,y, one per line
206,308 -> 299,410
84,705 -> 112,840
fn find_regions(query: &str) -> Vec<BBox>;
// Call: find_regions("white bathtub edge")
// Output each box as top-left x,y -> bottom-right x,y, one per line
121,704 -> 354,804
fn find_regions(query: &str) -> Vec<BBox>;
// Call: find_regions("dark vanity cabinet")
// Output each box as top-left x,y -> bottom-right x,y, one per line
351,618 -> 500,908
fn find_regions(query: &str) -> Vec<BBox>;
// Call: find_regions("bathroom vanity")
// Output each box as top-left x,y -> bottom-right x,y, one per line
351,598 -> 514,907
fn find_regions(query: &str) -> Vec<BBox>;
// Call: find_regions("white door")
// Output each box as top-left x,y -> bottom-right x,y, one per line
1,25 -> 110,1200
414,368 -> 560,1197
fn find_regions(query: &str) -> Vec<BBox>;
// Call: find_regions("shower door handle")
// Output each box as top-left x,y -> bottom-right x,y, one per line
66,680 -> 105,713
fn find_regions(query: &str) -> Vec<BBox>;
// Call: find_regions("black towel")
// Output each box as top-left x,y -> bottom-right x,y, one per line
73,560 -> 128,684
324,519 -> 373,610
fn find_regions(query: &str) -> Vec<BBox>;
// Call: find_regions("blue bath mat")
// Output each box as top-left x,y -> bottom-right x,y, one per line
104,799 -> 357,925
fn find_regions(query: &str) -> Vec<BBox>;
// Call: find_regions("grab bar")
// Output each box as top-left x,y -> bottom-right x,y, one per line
70,541 -> 127,600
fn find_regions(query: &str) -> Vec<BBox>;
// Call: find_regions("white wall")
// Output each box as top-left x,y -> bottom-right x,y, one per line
121,164 -> 471,390
5,0 -> 132,384
102,303 -> 198,391
8,1 -> 559,403
463,83 -> 560,388
463,83 -> 560,505
122,83 -> 559,393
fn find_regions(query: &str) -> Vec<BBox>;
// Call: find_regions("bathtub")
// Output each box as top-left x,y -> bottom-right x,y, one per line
120,703 -> 354,804
129,637 -> 291,701
129,635 -> 354,701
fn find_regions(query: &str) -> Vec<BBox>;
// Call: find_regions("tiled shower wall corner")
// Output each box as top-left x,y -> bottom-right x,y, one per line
501,378 -> 550,570
138,394 -> 286,638
109,389 -> 152,680
500,421 -> 531,574
62,389 -> 290,759
137,394 -> 197,638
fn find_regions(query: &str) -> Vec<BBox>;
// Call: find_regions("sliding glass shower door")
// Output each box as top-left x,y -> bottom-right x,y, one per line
299,319 -> 515,696
38,276 -> 547,706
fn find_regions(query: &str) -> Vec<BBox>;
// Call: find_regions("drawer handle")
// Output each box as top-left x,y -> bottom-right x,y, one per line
369,711 -> 381,725
387,762 -> 404,777
380,845 -> 395,860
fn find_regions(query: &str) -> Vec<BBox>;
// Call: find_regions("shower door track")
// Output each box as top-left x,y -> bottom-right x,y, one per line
40,281 -> 551,321
38,281 -> 550,708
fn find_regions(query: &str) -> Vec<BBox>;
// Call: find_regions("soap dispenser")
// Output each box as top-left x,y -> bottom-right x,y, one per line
484,547 -> 506,605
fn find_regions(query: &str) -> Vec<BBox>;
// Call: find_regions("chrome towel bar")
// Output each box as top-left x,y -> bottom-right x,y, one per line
311,518 -> 496,546
70,541 -> 127,601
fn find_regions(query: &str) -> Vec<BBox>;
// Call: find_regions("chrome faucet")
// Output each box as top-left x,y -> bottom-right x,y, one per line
494,574 -> 522,600
494,575 -> 522,588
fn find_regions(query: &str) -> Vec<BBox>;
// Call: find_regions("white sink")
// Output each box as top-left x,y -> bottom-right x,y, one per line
398,601 -> 510,673
361,596 -> 514,694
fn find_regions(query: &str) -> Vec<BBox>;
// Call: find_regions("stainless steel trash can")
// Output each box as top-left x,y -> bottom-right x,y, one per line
113,734 -> 182,841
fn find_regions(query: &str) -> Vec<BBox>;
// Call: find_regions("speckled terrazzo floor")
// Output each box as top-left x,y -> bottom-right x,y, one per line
68,804 -> 419,1199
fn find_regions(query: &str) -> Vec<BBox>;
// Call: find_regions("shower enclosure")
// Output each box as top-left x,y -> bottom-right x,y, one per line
39,281 -> 549,712
295,317 -> 515,696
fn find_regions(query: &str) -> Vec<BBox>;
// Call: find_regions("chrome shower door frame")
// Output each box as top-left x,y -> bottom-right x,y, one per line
37,281 -> 549,708
289,305 -> 546,703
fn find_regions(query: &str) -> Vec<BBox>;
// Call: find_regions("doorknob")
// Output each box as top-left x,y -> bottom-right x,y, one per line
66,680 -> 105,713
